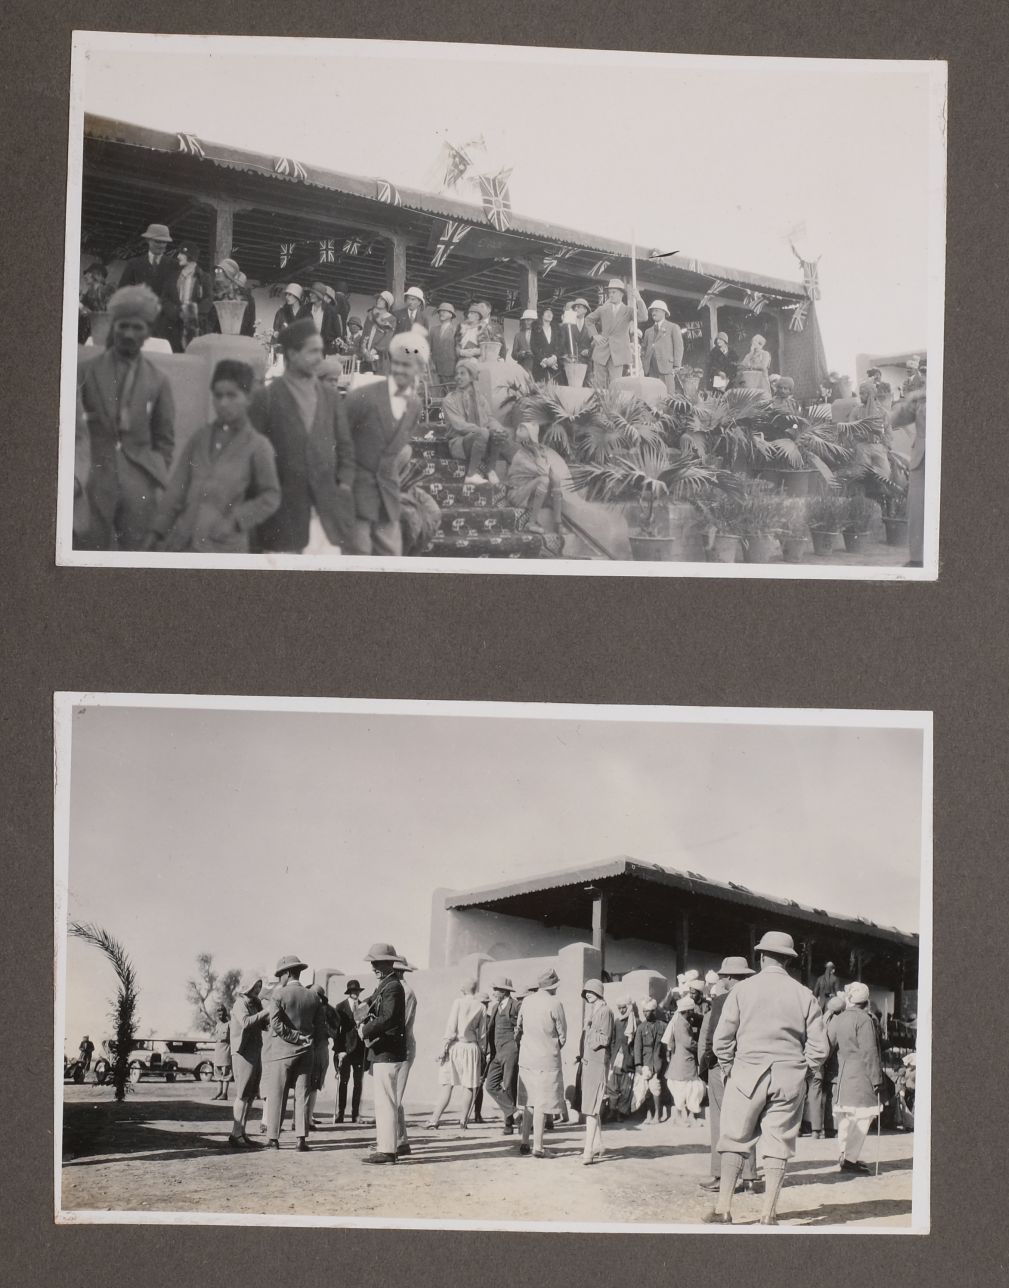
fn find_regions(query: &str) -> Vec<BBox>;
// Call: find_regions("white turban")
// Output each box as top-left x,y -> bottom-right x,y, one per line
389,325 -> 430,365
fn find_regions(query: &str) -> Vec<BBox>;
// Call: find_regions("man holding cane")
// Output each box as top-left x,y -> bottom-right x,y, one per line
826,981 -> 885,1175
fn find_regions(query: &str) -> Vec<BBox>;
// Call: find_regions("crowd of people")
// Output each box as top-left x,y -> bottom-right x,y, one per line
187,930 -> 914,1224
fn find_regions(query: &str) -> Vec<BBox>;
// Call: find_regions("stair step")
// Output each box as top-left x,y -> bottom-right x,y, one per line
411,435 -> 454,459
426,532 -> 546,558
439,507 -> 520,536
422,479 -> 499,505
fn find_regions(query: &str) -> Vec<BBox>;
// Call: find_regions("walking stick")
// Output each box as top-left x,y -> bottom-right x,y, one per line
630,226 -> 642,378
875,1097 -> 881,1176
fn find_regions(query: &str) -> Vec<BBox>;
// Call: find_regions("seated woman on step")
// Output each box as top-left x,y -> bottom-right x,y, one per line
441,358 -> 513,485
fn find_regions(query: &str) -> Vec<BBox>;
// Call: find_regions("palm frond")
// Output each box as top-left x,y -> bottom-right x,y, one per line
69,921 -> 140,1101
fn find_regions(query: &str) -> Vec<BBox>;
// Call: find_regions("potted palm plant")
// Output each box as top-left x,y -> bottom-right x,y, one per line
697,491 -> 745,563
670,387 -> 775,477
779,498 -> 810,563
840,493 -> 881,553
805,495 -> 849,556
760,405 -> 852,496
879,486 -> 909,546
728,483 -> 788,564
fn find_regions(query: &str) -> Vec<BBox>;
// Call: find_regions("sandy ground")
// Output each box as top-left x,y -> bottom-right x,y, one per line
60,1082 -> 915,1228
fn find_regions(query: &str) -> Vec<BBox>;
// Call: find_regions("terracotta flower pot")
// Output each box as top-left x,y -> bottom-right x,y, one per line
742,533 -> 777,563
629,534 -> 682,562
709,533 -> 741,563
810,529 -> 840,556
842,527 -> 867,553
882,517 -> 909,547
781,536 -> 807,563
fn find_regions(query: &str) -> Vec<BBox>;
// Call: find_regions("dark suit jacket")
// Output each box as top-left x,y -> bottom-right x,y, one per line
531,323 -> 563,381
706,344 -> 736,389
344,379 -> 421,524
642,320 -> 684,374
557,321 -> 594,366
333,998 -> 363,1059
394,305 -> 429,336
361,973 -> 406,1063
697,993 -> 728,1074
249,377 -> 355,551
118,253 -> 177,298
77,351 -> 175,523
272,302 -> 311,337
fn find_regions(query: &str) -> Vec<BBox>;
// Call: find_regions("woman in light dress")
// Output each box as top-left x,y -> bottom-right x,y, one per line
227,975 -> 270,1148
735,333 -> 773,398
425,979 -> 488,1129
577,980 -> 614,1164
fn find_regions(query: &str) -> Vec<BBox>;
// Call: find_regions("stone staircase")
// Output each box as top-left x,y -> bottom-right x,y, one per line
409,428 -> 553,559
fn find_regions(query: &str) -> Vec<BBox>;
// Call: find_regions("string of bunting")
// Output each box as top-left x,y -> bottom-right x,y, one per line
432,220 -> 471,268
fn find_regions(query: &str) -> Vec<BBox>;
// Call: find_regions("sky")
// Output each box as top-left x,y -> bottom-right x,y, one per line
77,38 -> 944,374
60,703 -> 925,1049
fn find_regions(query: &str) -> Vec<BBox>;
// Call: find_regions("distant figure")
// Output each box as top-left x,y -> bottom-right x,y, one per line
441,358 -> 511,486
813,961 -> 842,1010
272,283 -> 309,339
78,1035 -> 95,1071
429,302 -> 460,387
641,300 -> 684,395
828,982 -> 884,1175
169,244 -> 214,351
735,334 -> 772,398
706,331 -> 736,393
515,968 -> 568,1158
211,1005 -> 233,1102
511,309 -> 537,375
482,975 -> 520,1135
333,979 -> 366,1123
632,998 -> 666,1122
117,221 -> 176,343
209,258 -> 256,337
890,368 -> 926,567
577,980 -> 614,1165
358,292 -> 397,374
394,286 -> 429,335
662,996 -> 704,1126
78,264 -> 112,343
531,306 -> 562,383
425,979 -> 488,1130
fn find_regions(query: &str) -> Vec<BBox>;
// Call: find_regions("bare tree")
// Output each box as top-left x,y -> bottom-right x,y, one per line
186,953 -> 242,1033
69,921 -> 139,1102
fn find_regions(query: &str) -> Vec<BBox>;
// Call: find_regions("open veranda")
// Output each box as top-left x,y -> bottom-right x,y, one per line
60,1079 -> 914,1229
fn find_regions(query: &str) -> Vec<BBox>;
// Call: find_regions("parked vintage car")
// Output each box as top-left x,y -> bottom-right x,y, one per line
93,1038 -> 180,1084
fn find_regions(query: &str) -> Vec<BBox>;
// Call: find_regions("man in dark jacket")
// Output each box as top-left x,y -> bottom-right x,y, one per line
394,286 -> 429,335
360,942 -> 407,1164
705,332 -> 736,393
813,962 -> 842,1010
696,957 -> 759,1192
117,222 -> 178,344
483,976 -> 520,1135
249,318 -> 356,553
333,979 -> 366,1123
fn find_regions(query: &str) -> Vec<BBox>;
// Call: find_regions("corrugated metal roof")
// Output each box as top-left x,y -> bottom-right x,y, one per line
444,856 -> 917,947
83,114 -> 805,298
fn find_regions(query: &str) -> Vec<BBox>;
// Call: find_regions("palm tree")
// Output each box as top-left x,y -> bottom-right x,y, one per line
69,922 -> 139,1101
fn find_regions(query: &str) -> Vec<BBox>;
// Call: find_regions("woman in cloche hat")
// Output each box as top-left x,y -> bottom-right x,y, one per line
577,979 -> 615,1164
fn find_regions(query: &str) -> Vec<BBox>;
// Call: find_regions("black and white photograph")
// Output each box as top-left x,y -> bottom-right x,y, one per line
55,695 -> 931,1232
59,35 -> 946,577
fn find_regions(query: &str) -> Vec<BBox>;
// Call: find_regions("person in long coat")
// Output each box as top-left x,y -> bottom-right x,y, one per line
633,997 -> 667,1121
706,931 -> 830,1226
249,318 -> 356,553
662,996 -> 704,1125
117,221 -> 177,344
531,307 -> 563,384
515,968 -> 567,1158
705,332 -> 737,393
75,285 -> 175,551
557,298 -> 595,386
827,982 -> 884,1174
511,310 -> 537,375
262,955 -> 325,1151
148,360 -> 280,553
585,280 -> 648,388
344,330 -> 424,555
606,999 -> 635,1121
577,980 -> 614,1164
393,956 -> 418,1156
483,975 -> 521,1135
307,984 -> 335,1130
429,302 -> 460,388
272,284 -> 309,339
394,286 -> 429,335
358,293 -> 397,374
891,380 -> 926,567
735,334 -> 773,397
641,300 -> 684,395
211,1006 -> 233,1102
359,942 -> 408,1165
696,957 -> 758,1192
228,974 -> 270,1147
425,980 -> 488,1130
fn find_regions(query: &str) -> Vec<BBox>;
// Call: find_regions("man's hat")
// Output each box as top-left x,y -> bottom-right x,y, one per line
648,299 -> 670,314
238,973 -> 263,996
754,931 -> 798,959
310,281 -> 329,299
520,308 -> 538,321
716,331 -> 729,343
392,957 -> 417,972
490,975 -> 514,992
344,978 -> 362,993
676,996 -> 695,1013
141,223 -> 171,241
688,977 -> 705,992
717,956 -> 754,977
275,954 -> 307,976
437,302 -> 457,316
606,278 -> 626,291
581,978 -> 605,999
825,961 -> 835,969
405,286 -> 425,303
348,315 -> 363,328
364,942 -> 400,963
570,297 -> 590,311
537,968 -> 560,989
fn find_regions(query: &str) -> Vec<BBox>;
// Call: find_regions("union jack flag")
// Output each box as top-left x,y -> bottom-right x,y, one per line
478,169 -> 513,232
697,280 -> 727,311
587,260 -> 611,278
787,300 -> 809,332
801,258 -> 821,301
541,246 -> 576,277
176,133 -> 205,157
744,290 -> 768,315
682,320 -> 704,341
274,156 -> 308,181
279,242 -> 297,267
376,179 -> 402,206
342,235 -> 367,256
432,220 -> 470,268
443,142 -> 474,190
505,288 -> 519,310
319,239 -> 336,263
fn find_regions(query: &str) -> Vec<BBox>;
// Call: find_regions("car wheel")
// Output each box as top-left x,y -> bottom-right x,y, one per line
129,1061 -> 144,1083
94,1060 -> 110,1085
195,1061 -> 214,1082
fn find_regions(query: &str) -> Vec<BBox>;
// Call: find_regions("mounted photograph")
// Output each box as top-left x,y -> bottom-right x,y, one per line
55,695 -> 931,1232
58,35 -> 946,577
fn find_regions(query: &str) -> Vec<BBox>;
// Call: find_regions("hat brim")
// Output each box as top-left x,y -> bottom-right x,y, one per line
276,960 -> 308,975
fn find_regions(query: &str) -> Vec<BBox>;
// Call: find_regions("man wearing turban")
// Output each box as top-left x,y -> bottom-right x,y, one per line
827,982 -> 884,1175
343,328 -> 426,555
75,285 -> 175,549
440,358 -> 511,485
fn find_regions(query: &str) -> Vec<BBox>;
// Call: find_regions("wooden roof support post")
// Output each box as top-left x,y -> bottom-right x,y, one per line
675,907 -> 690,978
708,300 -> 720,346
515,257 -> 540,313
386,232 -> 408,307
207,196 -> 238,267
590,889 -> 608,977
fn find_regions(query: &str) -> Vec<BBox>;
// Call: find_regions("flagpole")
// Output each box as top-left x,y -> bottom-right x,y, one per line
630,227 -> 642,377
